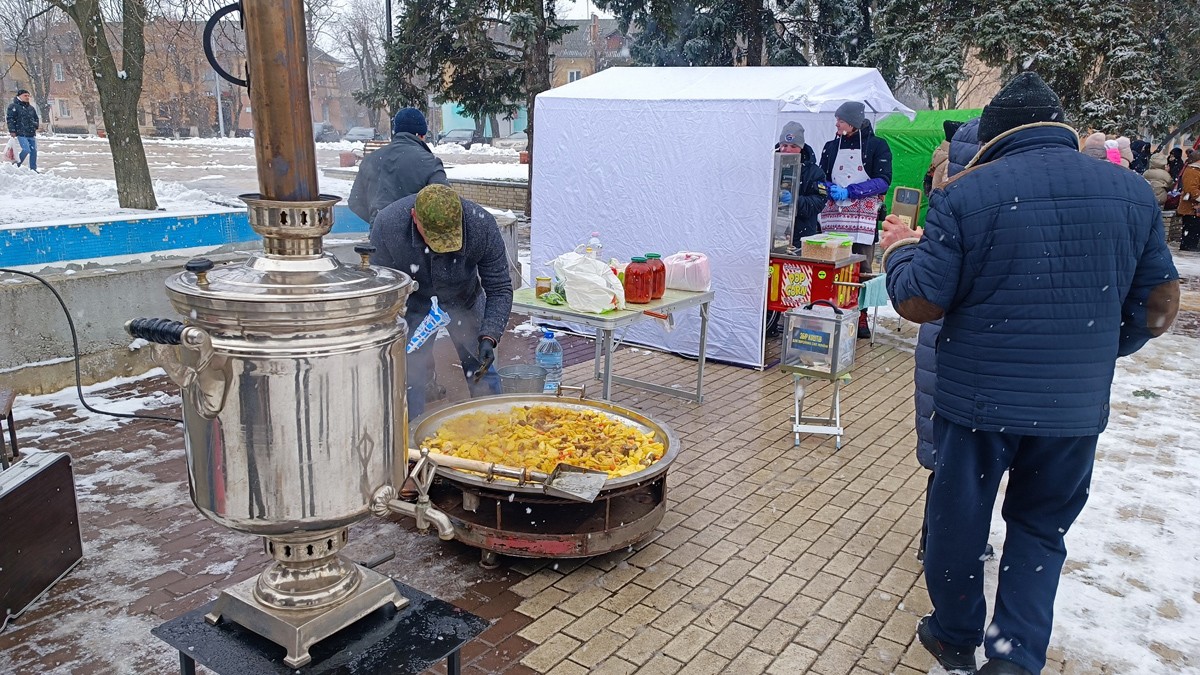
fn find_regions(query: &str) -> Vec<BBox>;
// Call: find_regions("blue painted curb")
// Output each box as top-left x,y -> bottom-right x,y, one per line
1,204 -> 369,267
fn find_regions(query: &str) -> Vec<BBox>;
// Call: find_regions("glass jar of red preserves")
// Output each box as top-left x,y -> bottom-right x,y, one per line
644,253 -> 666,299
624,257 -> 653,304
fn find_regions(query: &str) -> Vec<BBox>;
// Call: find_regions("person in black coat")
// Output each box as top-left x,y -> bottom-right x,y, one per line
775,121 -> 826,244
348,108 -> 449,225
5,89 -> 40,171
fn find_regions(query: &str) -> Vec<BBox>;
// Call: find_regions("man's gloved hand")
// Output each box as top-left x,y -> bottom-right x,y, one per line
476,338 -> 496,373
828,184 -> 849,202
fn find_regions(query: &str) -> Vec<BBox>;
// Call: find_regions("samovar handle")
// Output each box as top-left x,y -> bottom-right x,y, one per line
125,318 -> 230,419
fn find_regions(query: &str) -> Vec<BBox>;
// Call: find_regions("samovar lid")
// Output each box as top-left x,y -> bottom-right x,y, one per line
167,253 -> 406,300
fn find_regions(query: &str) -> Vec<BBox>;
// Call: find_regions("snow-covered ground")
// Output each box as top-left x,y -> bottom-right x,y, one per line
0,162 -> 233,228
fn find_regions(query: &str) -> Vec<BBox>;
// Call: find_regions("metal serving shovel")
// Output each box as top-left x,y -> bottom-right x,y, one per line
418,448 -> 608,503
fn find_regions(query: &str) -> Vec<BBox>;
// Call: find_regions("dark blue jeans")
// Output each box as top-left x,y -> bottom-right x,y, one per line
405,299 -> 500,421
16,136 -> 36,171
924,416 -> 1096,674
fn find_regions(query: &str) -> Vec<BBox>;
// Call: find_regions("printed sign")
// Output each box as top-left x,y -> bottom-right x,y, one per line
790,327 -> 831,354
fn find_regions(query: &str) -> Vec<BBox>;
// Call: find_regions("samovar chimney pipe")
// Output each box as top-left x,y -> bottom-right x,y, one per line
242,0 -> 319,202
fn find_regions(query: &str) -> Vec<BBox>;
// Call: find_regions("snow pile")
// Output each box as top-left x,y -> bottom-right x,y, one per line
445,162 -> 528,182
0,162 -> 226,227
431,143 -> 519,158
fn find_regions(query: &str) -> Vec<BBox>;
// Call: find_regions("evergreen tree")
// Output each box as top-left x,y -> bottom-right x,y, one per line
597,0 -> 799,66
866,0 -> 977,108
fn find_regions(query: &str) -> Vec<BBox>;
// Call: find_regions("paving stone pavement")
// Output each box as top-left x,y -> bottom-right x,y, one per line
0,315 -> 1119,674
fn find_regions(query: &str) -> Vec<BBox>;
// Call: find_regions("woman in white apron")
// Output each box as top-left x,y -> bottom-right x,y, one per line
818,101 -> 893,337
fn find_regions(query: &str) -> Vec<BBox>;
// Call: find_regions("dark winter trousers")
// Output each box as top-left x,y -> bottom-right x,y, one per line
1181,215 -> 1200,251
405,297 -> 500,420
923,417 -> 1097,674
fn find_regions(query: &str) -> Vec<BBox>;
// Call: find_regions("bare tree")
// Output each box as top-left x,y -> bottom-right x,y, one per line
37,0 -> 158,209
334,0 -> 386,129
0,0 -> 60,132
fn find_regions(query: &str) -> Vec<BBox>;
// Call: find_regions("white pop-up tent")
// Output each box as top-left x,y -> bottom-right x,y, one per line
531,67 -> 914,368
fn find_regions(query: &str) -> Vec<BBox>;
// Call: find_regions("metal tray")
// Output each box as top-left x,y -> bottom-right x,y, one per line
410,394 -> 680,494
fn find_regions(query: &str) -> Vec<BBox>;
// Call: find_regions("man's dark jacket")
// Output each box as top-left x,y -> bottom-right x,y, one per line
369,194 -> 512,343
819,120 -> 892,199
914,118 -> 979,468
791,144 -> 827,243
349,133 -> 448,224
887,123 -> 1179,437
5,97 -> 38,137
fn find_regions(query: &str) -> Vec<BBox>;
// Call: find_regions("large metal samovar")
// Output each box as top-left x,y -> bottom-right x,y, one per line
125,0 -> 453,667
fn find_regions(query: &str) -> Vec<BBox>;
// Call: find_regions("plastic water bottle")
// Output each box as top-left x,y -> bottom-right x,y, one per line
587,232 -> 603,259
576,231 -> 604,259
535,330 -> 564,393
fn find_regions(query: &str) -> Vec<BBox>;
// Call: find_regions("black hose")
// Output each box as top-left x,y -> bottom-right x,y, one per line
0,268 -> 183,424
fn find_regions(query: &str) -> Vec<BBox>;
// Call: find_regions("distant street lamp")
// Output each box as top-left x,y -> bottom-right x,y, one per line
385,0 -> 393,43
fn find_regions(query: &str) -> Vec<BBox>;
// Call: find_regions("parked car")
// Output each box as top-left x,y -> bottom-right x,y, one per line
437,128 -> 490,149
492,131 -> 528,151
343,126 -> 381,142
313,122 -> 340,143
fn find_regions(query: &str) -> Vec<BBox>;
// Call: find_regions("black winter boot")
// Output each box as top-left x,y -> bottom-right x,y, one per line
857,310 -> 871,339
917,615 -> 977,674
979,659 -> 1032,675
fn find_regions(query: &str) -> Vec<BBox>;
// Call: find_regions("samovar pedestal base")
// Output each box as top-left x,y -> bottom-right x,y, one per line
204,564 -> 407,668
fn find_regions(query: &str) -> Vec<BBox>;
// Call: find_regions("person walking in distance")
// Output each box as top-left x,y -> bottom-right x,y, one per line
881,72 -> 1179,674
6,89 -> 40,171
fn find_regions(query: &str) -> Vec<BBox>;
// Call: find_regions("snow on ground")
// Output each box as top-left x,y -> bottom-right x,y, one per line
432,142 -> 519,158
445,162 -> 528,182
0,162 -> 230,228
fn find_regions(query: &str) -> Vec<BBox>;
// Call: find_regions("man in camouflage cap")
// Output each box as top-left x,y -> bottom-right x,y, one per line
370,184 -> 513,417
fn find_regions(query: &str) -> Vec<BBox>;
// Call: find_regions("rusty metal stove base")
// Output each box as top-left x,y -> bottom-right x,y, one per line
430,477 -> 667,562
204,564 -> 406,668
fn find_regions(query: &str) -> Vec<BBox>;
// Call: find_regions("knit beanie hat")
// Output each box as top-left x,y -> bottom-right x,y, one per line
392,107 -> 428,137
413,184 -> 463,253
834,101 -> 866,129
943,120 -> 964,143
978,72 -> 1065,143
15,89 -> 28,96
778,121 -> 805,147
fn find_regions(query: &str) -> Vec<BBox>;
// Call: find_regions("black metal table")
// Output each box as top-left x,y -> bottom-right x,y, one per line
152,579 -> 487,675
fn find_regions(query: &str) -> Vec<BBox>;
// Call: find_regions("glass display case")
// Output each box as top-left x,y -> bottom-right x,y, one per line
772,153 -> 802,251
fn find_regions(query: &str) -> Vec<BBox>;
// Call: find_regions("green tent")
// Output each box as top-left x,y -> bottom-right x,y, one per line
875,109 -> 982,227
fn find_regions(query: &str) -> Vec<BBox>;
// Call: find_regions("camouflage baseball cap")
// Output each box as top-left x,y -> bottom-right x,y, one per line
413,184 -> 463,253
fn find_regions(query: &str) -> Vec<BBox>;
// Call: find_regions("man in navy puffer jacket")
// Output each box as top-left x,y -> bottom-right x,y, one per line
914,117 -> 980,563
882,73 -> 1179,675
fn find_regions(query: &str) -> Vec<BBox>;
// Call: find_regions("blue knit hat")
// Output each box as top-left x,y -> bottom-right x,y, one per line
392,107 -> 428,137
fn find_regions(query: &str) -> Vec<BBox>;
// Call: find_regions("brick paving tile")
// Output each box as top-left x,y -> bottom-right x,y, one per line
598,582 -> 653,615
519,633 -> 581,672
767,643 -> 820,673
725,646 -> 776,675
517,608 -> 575,644
619,625 -> 672,666
661,624 -> 715,663
810,638 -> 865,675
684,650 -> 732,675
608,603 -> 661,638
585,656 -> 639,675
748,618 -> 801,655
557,584 -> 611,616
565,628 -> 625,669
562,606 -> 619,641
545,659 -> 589,675
515,587 -> 570,619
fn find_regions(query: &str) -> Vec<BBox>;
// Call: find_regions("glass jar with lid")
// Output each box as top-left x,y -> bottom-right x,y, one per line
644,253 -> 666,299
624,257 -> 653,304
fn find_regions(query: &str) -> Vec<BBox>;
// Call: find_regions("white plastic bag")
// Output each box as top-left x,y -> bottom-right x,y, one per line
552,252 -> 626,313
663,251 -> 711,292
3,137 -> 19,164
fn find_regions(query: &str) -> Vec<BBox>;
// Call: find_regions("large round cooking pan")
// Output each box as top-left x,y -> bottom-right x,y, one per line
410,393 -> 680,493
